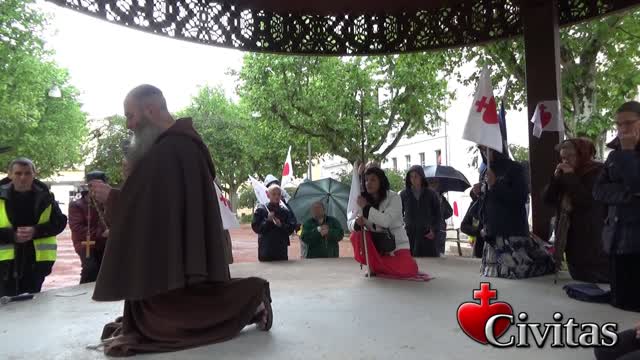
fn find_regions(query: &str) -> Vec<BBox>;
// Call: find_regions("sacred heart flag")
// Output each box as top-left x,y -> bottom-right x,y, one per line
281,146 -> 294,188
214,181 -> 240,230
462,67 -> 503,153
530,100 -> 564,138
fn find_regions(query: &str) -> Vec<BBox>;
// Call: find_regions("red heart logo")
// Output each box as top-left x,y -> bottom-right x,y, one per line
282,163 -> 290,177
457,283 -> 513,344
539,104 -> 552,128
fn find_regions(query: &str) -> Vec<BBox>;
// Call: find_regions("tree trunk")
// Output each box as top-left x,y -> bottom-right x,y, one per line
229,184 -> 240,213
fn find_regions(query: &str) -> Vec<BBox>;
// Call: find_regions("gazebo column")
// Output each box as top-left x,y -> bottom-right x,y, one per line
522,0 -> 562,241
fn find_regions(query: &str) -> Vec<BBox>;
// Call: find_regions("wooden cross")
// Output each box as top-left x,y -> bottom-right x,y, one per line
81,237 -> 95,259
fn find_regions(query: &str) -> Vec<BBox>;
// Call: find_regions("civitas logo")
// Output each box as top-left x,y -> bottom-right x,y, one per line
456,282 -> 619,348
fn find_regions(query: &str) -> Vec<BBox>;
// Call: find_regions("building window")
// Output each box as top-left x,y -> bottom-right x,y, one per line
392,158 -> 397,171
435,149 -> 442,165
419,152 -> 425,166
405,155 -> 411,170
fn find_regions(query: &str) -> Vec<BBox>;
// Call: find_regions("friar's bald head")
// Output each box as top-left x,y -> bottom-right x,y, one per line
123,84 -> 175,171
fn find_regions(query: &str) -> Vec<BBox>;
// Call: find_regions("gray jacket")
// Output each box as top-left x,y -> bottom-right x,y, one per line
593,139 -> 640,255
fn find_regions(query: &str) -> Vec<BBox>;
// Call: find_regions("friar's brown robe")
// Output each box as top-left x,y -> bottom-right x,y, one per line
93,118 -> 270,356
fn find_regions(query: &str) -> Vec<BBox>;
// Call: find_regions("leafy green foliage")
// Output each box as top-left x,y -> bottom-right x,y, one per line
508,144 -> 529,163
0,0 -> 87,177
237,53 -> 452,165
87,115 -> 129,186
456,9 -> 640,153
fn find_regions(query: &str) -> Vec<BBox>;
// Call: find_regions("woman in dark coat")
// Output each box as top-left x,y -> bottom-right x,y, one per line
478,146 -> 554,279
399,165 -> 442,257
593,101 -> 640,312
543,138 -> 609,283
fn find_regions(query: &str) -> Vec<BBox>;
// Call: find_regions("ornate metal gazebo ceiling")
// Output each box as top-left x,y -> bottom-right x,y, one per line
47,0 -> 640,55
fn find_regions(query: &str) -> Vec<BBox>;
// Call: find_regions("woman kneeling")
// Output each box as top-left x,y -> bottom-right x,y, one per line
348,166 -> 418,278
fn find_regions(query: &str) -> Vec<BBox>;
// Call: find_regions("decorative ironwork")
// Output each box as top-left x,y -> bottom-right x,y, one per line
46,0 -> 639,55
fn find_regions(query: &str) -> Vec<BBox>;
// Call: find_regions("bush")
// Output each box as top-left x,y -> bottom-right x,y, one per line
239,213 -> 253,224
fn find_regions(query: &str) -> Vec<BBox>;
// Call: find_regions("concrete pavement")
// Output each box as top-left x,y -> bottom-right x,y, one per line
2,257 -> 634,360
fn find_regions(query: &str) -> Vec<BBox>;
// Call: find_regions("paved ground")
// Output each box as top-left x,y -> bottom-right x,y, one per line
43,224 -> 356,290
2,257 -> 634,360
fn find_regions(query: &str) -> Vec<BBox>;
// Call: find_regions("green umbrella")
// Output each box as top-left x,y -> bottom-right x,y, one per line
288,178 -> 350,231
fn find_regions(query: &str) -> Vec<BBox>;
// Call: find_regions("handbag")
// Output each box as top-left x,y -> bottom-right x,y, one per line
370,229 -> 396,253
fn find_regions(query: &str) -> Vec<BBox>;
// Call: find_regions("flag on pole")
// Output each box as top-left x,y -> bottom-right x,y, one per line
249,176 -> 270,205
281,146 -> 293,187
498,102 -> 511,158
530,100 -> 564,138
462,67 -> 503,153
214,182 -> 240,230
346,166 -> 362,220
249,176 -> 287,207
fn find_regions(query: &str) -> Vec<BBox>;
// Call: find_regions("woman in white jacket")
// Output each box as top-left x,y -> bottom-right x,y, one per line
348,166 -> 419,277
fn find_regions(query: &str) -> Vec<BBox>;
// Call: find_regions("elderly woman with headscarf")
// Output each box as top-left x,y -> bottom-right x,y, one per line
478,145 -> 554,279
399,165 -> 442,257
543,138 -> 609,283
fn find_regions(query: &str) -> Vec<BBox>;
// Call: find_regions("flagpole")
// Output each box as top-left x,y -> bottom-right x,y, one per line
359,89 -> 372,278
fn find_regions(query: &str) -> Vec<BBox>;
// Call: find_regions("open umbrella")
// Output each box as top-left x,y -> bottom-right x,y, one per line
423,165 -> 471,193
287,178 -> 350,231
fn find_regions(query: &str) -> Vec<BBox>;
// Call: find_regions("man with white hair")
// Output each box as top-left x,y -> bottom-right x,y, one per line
89,85 -> 273,356
251,184 -> 296,261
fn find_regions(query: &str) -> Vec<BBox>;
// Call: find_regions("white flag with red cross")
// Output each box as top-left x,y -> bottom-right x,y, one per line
281,146 -> 293,187
462,67 -> 503,153
530,100 -> 564,138
214,182 -> 240,230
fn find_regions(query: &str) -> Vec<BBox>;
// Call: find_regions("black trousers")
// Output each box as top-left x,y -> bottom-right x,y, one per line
79,250 -> 104,284
610,254 -> 640,312
594,329 -> 640,360
0,264 -> 47,297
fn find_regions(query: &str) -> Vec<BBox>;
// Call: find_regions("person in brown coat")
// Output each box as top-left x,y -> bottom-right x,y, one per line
543,138 -> 609,283
88,85 -> 272,356
68,171 -> 109,284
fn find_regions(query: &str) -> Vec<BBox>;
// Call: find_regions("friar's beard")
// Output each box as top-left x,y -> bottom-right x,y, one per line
126,120 -> 165,172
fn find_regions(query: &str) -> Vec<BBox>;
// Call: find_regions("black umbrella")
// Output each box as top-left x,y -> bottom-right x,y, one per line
287,178 -> 350,231
423,165 -> 471,193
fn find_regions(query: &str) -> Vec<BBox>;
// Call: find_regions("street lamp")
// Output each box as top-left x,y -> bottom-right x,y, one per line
48,85 -> 62,98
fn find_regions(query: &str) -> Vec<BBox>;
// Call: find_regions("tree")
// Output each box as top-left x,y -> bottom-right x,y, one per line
457,9 -> 640,157
181,86 -> 317,210
237,53 -> 452,165
508,144 -> 529,163
0,0 -> 87,177
86,115 -> 129,186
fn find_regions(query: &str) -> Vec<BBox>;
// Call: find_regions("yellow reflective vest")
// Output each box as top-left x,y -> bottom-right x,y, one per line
0,199 -> 57,262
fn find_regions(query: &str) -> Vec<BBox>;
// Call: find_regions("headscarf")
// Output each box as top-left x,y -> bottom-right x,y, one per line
557,138 -> 599,175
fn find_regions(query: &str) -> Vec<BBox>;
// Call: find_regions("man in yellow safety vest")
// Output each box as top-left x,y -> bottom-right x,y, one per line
0,158 -> 67,296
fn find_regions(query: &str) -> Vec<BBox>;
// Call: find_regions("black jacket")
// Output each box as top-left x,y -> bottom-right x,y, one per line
252,202 -> 296,261
481,157 -> 529,238
0,178 -> 67,280
593,139 -> 640,255
400,165 -> 442,256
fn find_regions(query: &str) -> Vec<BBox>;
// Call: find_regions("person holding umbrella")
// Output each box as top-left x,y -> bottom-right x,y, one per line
300,201 -> 344,258
399,165 -> 441,257
427,179 -> 453,257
